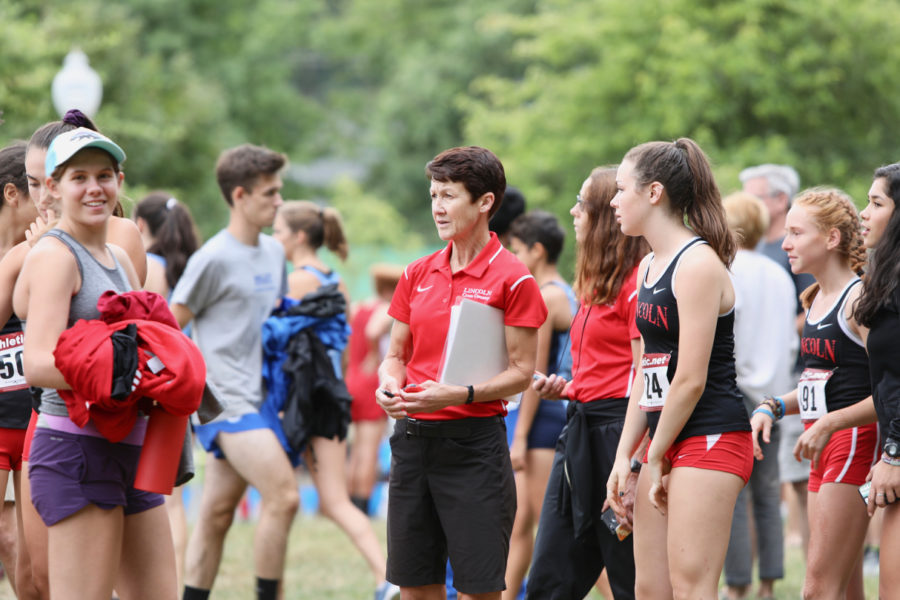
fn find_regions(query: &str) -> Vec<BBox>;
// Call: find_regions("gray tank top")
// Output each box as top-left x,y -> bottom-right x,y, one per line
38,229 -> 132,417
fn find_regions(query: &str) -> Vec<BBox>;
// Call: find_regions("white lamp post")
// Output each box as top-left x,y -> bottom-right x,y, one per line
51,49 -> 103,118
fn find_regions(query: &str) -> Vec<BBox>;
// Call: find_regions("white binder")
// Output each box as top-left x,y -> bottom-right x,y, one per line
438,299 -> 508,386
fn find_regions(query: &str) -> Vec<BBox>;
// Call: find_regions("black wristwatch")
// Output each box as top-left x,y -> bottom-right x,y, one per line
630,457 -> 643,473
884,437 -> 900,459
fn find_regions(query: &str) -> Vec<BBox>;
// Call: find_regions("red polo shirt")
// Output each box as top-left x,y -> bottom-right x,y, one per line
568,266 -> 640,403
389,233 -> 547,420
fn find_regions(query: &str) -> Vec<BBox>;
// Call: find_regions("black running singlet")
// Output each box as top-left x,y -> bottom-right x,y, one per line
798,278 -> 870,421
635,237 -> 749,442
867,287 -> 900,441
0,315 -> 33,429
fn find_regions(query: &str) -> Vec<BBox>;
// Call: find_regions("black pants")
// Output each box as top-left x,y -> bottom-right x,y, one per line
525,402 -> 635,600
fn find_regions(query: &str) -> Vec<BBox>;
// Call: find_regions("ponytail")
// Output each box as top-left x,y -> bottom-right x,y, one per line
625,137 -> 735,266
792,187 -> 865,309
135,192 -> 201,289
29,109 -> 99,152
321,206 -> 349,261
279,200 -> 349,261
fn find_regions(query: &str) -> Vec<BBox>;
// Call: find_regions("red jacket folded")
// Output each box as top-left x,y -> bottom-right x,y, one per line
53,291 -> 206,443
96,289 -> 180,329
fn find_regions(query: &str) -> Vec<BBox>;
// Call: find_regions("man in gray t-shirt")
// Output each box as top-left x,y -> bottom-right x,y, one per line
173,229 -> 285,421
172,144 -> 298,600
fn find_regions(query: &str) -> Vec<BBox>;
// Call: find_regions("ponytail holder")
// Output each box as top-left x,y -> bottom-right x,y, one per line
62,109 -> 90,128
166,197 -> 177,210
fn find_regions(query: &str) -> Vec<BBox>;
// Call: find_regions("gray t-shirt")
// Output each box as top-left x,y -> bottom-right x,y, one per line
170,230 -> 286,420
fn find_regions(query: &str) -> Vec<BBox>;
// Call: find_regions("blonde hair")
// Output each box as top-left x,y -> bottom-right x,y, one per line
723,191 -> 769,250
792,187 -> 866,309
278,200 -> 348,261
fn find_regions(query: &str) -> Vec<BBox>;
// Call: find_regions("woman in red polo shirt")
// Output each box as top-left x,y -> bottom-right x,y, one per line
526,166 -> 648,599
376,146 -> 546,600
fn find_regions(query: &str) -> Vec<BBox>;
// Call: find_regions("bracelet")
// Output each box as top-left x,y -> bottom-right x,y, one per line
775,396 -> 786,419
465,385 -> 475,405
761,395 -> 784,420
752,406 -> 775,421
630,457 -> 643,473
883,454 -> 900,467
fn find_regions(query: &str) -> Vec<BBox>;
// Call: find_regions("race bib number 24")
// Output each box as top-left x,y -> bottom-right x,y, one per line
639,353 -> 671,412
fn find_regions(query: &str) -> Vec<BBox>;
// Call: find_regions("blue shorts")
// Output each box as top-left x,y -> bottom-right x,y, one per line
194,411 -> 271,459
28,428 -> 164,526
505,399 -> 566,449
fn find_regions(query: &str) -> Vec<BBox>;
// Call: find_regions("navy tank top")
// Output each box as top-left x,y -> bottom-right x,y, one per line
798,278 -> 870,421
636,237 -> 749,441
543,279 -> 578,380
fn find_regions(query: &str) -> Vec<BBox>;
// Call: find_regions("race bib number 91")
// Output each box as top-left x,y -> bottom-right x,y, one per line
0,332 -> 27,392
639,353 -> 671,412
798,368 -> 832,423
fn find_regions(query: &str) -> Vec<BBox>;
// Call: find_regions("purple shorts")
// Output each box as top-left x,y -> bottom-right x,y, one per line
28,428 -> 164,526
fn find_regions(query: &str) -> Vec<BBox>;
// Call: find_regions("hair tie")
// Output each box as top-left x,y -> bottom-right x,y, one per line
166,197 -> 177,210
62,109 -> 90,128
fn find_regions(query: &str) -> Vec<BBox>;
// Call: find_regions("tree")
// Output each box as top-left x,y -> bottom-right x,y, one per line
462,0 -> 900,220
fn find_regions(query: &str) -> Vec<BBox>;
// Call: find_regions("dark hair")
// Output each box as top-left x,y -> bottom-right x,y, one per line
215,144 -> 287,206
0,142 -> 28,211
854,163 -> 900,326
792,187 -> 866,309
624,137 -> 735,266
278,200 -> 348,261
134,192 -> 201,289
576,166 -> 649,304
28,109 -> 98,152
489,185 -> 526,236
30,110 -> 124,217
509,210 -> 565,264
425,146 -> 506,218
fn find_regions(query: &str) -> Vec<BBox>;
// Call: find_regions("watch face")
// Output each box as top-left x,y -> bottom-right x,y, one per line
886,440 -> 900,458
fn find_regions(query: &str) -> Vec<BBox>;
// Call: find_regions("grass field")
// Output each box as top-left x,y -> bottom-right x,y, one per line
0,511 -> 879,599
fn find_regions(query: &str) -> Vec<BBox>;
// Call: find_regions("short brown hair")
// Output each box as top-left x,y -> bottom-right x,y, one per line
425,146 -> 506,218
215,144 -> 286,206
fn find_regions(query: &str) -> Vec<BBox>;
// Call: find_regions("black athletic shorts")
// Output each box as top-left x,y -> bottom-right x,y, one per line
385,416 -> 515,594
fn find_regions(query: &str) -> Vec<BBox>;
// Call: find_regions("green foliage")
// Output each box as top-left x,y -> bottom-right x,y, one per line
3,0 -> 897,260
463,0 -> 900,220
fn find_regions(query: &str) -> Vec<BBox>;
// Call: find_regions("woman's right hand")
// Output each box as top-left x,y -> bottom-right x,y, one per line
375,377 -> 406,419
25,209 -> 57,247
867,459 -> 900,517
606,455 -> 632,521
532,373 -> 568,400
750,409 -> 775,460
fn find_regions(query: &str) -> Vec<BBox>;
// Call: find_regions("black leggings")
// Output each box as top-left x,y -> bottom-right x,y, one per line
525,401 -> 636,600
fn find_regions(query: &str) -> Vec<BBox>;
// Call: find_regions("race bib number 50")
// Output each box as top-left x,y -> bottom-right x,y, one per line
0,332 -> 27,392
639,353 -> 671,412
798,368 -> 832,423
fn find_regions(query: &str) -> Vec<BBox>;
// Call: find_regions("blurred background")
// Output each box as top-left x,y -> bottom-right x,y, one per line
2,0 -> 898,293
